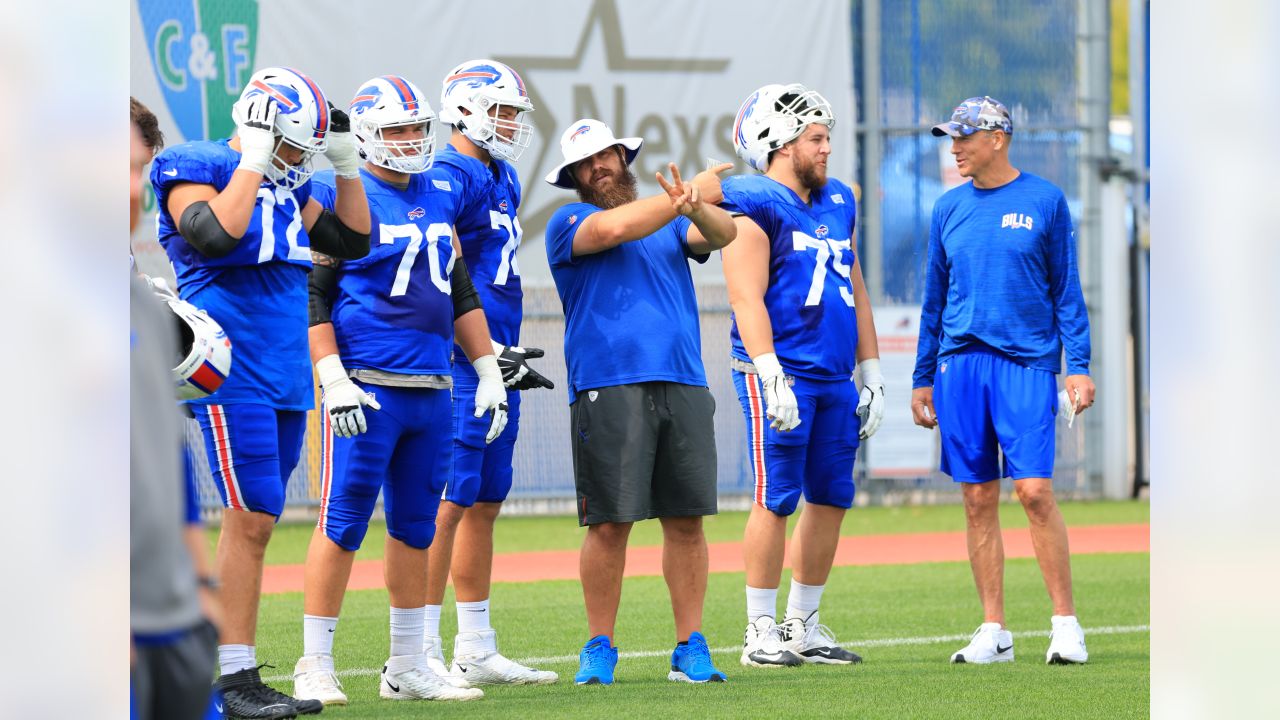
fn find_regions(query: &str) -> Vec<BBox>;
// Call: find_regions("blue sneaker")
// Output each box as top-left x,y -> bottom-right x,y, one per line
575,635 -> 618,685
669,632 -> 727,683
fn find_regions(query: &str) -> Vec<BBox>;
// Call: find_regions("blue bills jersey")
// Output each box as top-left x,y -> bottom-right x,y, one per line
721,175 -> 860,380
434,145 -> 524,370
311,168 -> 460,376
151,139 -> 316,409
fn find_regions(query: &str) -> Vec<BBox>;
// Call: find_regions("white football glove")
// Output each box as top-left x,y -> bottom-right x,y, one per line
233,93 -> 278,176
753,352 -> 801,432
323,102 -> 362,179
472,354 -> 509,443
856,357 -> 886,440
491,339 -> 555,390
316,354 -> 380,438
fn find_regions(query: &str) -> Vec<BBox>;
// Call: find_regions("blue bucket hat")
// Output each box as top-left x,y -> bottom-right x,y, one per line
931,96 -> 1013,137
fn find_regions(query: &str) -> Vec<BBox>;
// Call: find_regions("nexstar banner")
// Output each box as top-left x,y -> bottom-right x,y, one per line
131,0 -> 855,284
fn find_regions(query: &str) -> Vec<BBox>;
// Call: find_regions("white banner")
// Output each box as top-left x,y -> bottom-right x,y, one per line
864,305 -> 939,477
131,0 -> 856,285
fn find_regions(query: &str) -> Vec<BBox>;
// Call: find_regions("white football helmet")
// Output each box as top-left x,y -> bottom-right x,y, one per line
348,75 -> 436,174
148,278 -> 233,400
732,83 -> 835,172
439,59 -> 534,162
232,67 -> 331,189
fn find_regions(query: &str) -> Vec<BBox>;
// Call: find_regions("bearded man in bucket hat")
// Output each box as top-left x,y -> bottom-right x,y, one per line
543,119 -> 737,686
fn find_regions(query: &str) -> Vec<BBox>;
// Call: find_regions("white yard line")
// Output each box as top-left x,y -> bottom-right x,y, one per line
262,624 -> 1149,682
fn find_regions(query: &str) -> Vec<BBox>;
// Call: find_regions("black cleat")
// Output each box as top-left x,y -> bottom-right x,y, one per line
215,665 -> 322,719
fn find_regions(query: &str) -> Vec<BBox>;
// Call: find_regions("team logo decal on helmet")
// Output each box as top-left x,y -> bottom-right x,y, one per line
439,59 -> 534,162
348,75 -> 436,174
233,66 -> 331,189
148,278 -> 233,400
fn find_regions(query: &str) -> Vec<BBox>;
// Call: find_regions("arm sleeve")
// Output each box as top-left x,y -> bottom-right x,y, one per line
913,205 -> 949,388
307,252 -> 341,326
178,201 -> 240,257
309,209 -> 371,260
451,255 -> 484,319
1047,194 -> 1091,375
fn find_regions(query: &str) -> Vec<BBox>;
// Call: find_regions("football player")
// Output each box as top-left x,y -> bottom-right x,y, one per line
290,74 -> 509,705
721,84 -> 884,669
421,59 -> 557,687
151,67 -> 370,719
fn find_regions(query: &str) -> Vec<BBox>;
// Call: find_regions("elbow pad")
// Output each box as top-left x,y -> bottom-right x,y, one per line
309,209 -> 371,260
451,257 -> 484,319
308,255 -> 340,326
178,201 -> 239,258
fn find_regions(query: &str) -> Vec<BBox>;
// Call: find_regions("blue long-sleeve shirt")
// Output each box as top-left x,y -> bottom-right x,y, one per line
913,172 -> 1091,388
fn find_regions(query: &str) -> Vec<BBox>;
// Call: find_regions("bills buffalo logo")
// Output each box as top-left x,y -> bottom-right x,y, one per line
444,64 -> 503,96
247,79 -> 300,113
350,86 -> 382,114
407,207 -> 425,220
569,124 -> 591,142
734,91 -> 761,149
814,224 -> 829,238
498,199 -> 509,213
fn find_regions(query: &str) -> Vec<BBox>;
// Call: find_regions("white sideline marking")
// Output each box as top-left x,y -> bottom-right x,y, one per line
263,624 -> 1148,682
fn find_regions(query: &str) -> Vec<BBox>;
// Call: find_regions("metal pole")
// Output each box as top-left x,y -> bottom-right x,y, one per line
1129,0 -> 1150,496
1076,0 -> 1111,494
860,0 -> 883,303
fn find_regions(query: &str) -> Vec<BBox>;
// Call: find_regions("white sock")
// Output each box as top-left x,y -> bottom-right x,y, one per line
746,585 -> 778,622
302,614 -> 338,658
390,606 -> 425,658
424,604 -> 442,639
457,599 -> 491,634
218,644 -> 256,676
784,579 -> 825,622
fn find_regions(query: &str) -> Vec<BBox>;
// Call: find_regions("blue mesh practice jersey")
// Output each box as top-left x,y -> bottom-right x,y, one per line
311,168 -> 460,376
151,139 -> 316,409
721,174 -> 860,380
435,146 -> 524,375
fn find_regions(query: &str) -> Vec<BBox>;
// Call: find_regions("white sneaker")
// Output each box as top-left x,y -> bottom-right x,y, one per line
292,654 -> 347,706
424,635 -> 472,688
778,613 -> 863,664
379,655 -> 484,701
740,616 -> 804,667
1046,615 -> 1089,664
951,623 -> 1015,664
451,629 -> 559,685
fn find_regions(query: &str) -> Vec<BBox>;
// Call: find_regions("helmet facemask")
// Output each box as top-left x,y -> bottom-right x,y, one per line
266,135 -> 324,190
460,96 -> 533,162
356,116 -> 436,174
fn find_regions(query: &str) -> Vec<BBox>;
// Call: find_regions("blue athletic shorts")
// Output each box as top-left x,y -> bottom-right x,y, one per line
445,375 -> 521,507
733,370 -> 860,516
318,382 -> 452,551
933,349 -> 1058,483
192,403 -> 306,517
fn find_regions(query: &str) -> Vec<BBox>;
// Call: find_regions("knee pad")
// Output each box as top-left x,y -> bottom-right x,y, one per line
388,518 -> 436,550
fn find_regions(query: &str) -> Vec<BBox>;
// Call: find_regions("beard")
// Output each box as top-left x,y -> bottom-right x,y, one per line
575,165 -> 638,209
793,153 -> 828,191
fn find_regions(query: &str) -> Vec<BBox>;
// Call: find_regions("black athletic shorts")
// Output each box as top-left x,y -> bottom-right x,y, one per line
571,382 -> 718,526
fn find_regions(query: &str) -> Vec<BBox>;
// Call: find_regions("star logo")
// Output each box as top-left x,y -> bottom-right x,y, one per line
495,0 -> 731,243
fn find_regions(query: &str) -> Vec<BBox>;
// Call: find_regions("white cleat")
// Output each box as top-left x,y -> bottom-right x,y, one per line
1046,615 -> 1089,664
740,616 -> 804,667
292,654 -> 347,706
424,634 -> 472,688
451,629 -> 559,685
778,612 -> 863,664
380,655 -> 484,701
951,623 -> 1015,664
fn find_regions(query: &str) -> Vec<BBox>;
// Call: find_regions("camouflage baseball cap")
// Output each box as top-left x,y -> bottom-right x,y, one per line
931,96 -> 1013,137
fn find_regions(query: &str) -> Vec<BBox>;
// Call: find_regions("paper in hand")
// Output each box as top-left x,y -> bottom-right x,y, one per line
1058,389 -> 1078,428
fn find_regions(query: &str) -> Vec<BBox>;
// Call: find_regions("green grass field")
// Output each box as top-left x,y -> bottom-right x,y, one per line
238,501 -> 1149,719
214,500 -> 1150,566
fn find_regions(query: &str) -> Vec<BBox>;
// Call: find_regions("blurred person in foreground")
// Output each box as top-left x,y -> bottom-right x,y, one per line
912,96 -> 1094,665
543,118 -> 736,686
720,84 -> 883,669
150,67 -> 371,718
130,96 -> 219,720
